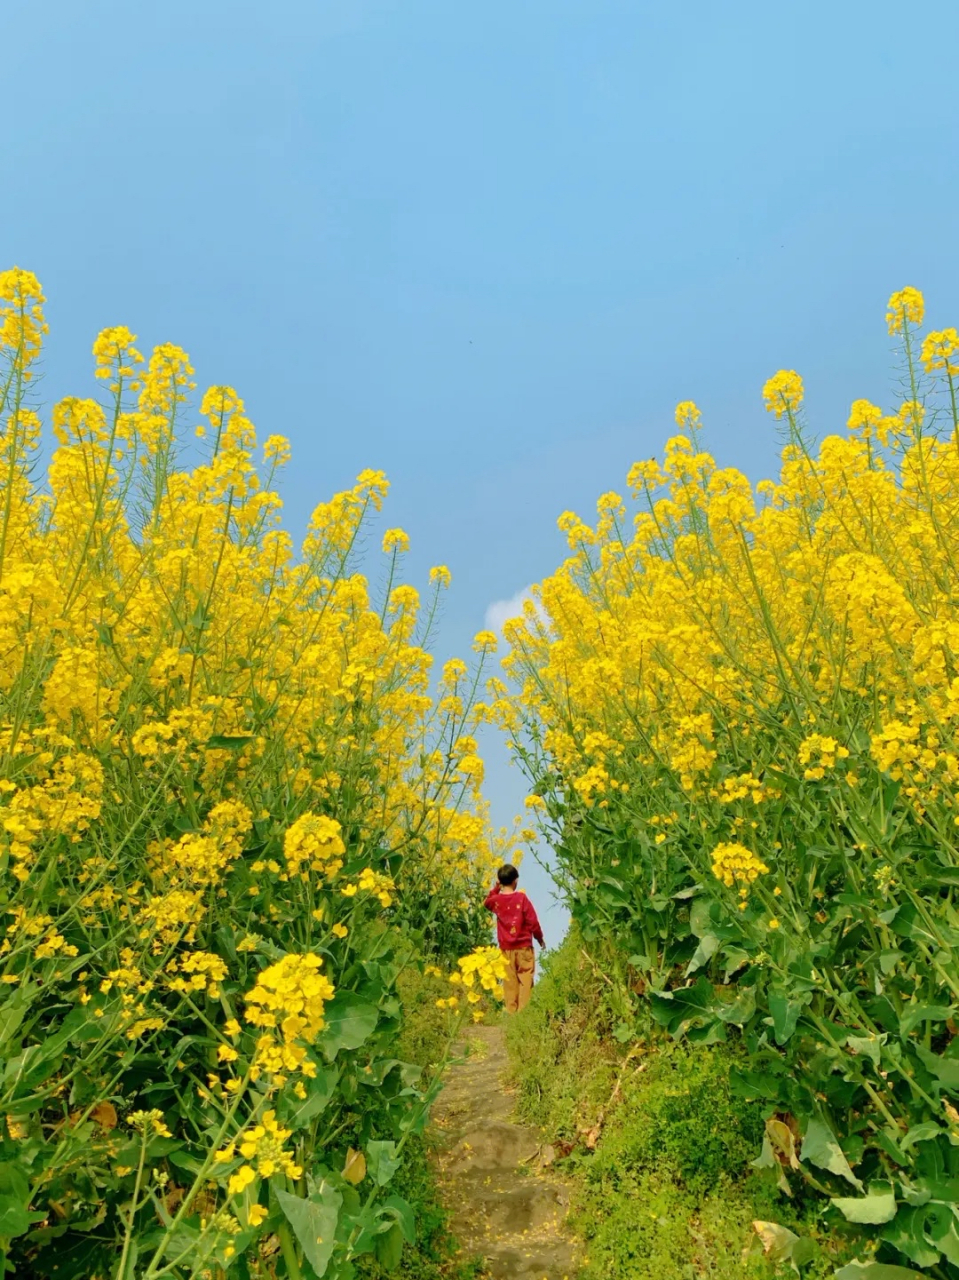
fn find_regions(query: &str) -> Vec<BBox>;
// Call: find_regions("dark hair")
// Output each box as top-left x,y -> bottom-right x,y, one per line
497,864 -> 519,886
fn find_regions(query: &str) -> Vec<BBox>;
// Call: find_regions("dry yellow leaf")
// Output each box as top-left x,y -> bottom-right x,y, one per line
343,1147 -> 366,1184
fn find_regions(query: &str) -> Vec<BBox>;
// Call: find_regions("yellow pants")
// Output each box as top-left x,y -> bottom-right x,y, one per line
502,947 -> 535,1014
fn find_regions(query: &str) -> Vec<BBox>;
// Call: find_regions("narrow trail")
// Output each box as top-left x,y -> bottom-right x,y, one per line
431,1022 -> 581,1280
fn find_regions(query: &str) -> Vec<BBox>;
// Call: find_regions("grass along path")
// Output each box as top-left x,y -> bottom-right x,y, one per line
431,1022 -> 581,1279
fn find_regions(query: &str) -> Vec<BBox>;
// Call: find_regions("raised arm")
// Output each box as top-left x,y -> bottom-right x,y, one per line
484,882 -> 501,911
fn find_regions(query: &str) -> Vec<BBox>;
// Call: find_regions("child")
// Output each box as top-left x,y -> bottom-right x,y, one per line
484,864 -> 545,1013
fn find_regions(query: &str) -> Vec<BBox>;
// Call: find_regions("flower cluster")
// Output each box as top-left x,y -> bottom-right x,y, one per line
921,327 -> 959,376
167,951 -> 229,999
886,285 -> 924,334
129,1109 -> 173,1138
797,734 -> 850,781
451,946 -> 508,996
283,813 -> 346,880
244,953 -> 335,1084
710,842 -> 770,893
437,947 -> 508,1017
762,369 -> 804,418
356,867 -> 395,908
217,1109 -> 301,1196
0,267 -> 47,365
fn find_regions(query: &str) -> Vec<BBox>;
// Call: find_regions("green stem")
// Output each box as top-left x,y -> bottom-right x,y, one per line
277,1221 -> 304,1280
117,1127 -> 150,1280
141,1071 -> 254,1279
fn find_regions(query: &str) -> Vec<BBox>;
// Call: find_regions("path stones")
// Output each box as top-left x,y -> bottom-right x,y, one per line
432,1023 -> 580,1279
446,1120 -> 540,1173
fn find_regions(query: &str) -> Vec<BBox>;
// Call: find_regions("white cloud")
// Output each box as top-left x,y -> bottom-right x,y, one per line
484,586 -> 544,635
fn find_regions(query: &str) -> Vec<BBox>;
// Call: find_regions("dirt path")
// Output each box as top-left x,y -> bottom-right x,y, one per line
431,1022 -> 581,1279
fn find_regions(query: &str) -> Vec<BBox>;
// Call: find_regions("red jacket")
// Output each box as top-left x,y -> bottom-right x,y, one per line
484,884 -> 545,951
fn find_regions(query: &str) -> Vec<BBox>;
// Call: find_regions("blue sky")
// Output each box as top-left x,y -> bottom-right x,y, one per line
6,0 -> 959,944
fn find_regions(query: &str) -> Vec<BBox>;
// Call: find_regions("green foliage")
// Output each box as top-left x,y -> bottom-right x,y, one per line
506,933 -> 618,1138
587,1040 -> 762,1196
0,270 -> 507,1278
574,1173 -> 801,1280
356,1138 -> 483,1280
509,937 -> 860,1279
503,302 -> 959,1274
394,967 -> 460,1074
357,968 -> 485,1280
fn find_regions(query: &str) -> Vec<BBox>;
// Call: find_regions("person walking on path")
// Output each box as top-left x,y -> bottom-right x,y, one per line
484,864 -> 545,1013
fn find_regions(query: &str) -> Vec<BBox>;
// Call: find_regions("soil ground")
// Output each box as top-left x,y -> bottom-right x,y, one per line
430,1022 -> 581,1280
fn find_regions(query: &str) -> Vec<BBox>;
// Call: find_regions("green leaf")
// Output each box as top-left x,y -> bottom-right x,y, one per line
846,1034 -> 882,1067
286,1066 -> 339,1129
890,905 -> 938,945
835,1264 -> 926,1280
672,885 -> 701,900
358,1058 -> 404,1088
0,1159 -> 30,1239
366,1141 -> 401,1187
650,975 -> 721,1039
374,1221 -> 404,1270
900,1122 -> 942,1152
880,1204 -> 942,1268
752,1132 -> 777,1170
166,1149 -> 205,1176
379,1195 -> 415,1243
928,1207 -> 959,1266
900,1004 -> 953,1037
717,987 -> 756,1026
0,984 -> 37,1051
751,1132 -> 792,1195
0,1192 -> 30,1239
206,734 -> 253,749
685,932 -> 719,976
689,899 -> 714,939
801,1118 -> 863,1190
276,1182 -> 341,1277
765,766 -> 800,796
157,1222 -> 202,1266
832,1188 -> 897,1224
793,1238 -> 817,1267
40,1004 -> 103,1058
722,948 -> 750,981
914,1044 -> 959,1091
769,990 -> 803,1045
3,1044 -> 61,1092
686,1019 -> 727,1046
320,994 -> 379,1061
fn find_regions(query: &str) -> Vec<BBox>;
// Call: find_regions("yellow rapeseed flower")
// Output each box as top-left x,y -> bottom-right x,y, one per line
886,286 -> 924,334
382,528 -> 410,554
674,400 -> 702,431
710,842 -> 769,892
762,370 -> 804,419
921,327 -> 959,376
